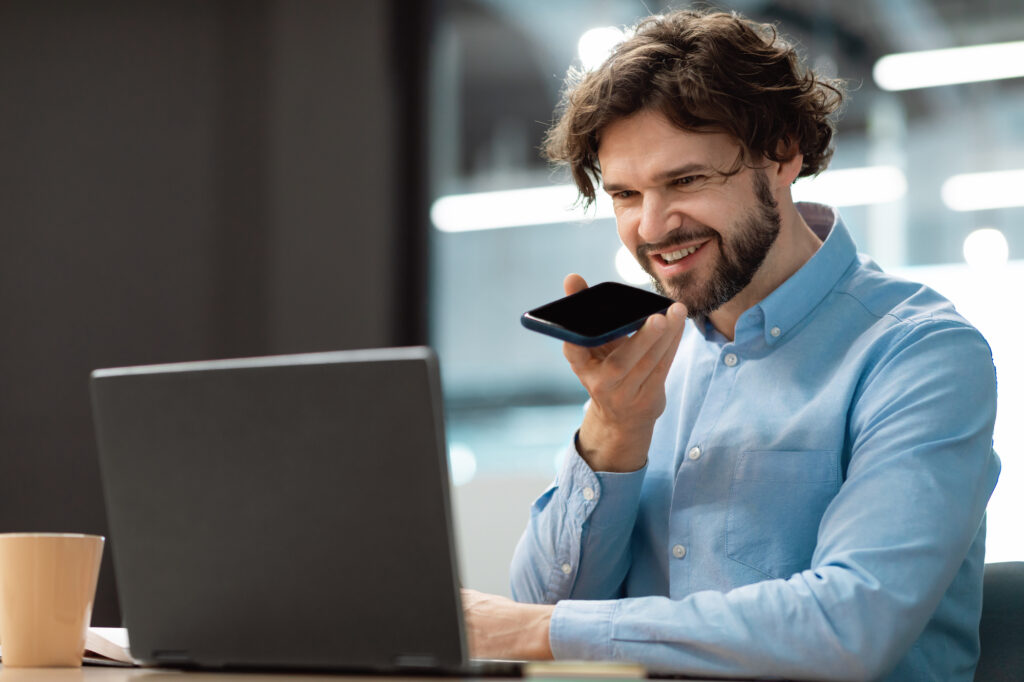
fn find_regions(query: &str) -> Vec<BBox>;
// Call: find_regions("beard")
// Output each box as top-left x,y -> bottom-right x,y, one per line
636,169 -> 781,318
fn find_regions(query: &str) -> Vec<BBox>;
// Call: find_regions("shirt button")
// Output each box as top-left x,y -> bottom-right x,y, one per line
687,446 -> 702,461
561,563 -> 572,574
672,544 -> 687,559
724,353 -> 739,367
582,486 -> 595,501
770,326 -> 781,337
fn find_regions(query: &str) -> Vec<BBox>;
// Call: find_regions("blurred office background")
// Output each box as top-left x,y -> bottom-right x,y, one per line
1,0 -> 1021,622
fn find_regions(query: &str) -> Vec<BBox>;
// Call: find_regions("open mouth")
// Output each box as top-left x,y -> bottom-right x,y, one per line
655,240 -> 709,266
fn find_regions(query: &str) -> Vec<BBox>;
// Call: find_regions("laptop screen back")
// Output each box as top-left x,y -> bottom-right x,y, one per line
90,347 -> 466,671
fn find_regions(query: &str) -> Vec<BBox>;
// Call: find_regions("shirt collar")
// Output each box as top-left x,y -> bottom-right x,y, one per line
693,203 -> 857,345
755,202 -> 857,345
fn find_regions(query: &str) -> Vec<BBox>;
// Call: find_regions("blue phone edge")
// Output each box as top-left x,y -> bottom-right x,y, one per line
520,310 -> 667,347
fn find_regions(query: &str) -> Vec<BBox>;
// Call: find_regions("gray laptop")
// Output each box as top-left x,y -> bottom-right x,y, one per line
90,346 -> 502,674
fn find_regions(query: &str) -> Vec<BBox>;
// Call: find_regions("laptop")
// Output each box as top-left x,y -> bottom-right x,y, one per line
90,346 -> 516,675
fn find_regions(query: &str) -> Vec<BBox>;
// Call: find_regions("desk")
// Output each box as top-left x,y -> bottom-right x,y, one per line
1,668 -> 485,682
0,667 -> 731,682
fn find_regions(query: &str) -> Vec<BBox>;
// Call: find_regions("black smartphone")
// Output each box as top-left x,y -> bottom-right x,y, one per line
521,282 -> 674,347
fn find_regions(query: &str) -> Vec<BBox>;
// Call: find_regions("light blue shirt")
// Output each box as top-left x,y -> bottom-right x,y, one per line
509,204 -> 1000,681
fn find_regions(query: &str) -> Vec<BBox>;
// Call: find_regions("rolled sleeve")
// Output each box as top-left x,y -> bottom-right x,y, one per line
550,599 -> 619,661
510,441 -> 647,603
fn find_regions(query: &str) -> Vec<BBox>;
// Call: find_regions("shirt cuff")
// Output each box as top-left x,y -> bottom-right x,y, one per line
557,436 -> 647,526
550,599 -> 618,660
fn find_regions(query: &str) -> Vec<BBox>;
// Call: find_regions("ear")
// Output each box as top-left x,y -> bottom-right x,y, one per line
775,139 -> 804,188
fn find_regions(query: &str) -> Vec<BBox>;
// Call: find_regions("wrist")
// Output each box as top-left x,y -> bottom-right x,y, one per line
521,604 -> 554,660
577,409 -> 652,473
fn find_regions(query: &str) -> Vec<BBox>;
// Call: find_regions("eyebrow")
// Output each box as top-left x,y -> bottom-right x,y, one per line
602,163 -> 711,194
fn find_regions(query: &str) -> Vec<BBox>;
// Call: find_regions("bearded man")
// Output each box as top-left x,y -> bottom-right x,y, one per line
462,9 -> 1000,682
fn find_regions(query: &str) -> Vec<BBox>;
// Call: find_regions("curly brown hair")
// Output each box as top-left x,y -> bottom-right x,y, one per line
544,10 -> 846,206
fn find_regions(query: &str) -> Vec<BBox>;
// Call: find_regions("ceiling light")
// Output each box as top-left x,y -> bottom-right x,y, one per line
873,40 -> 1024,91
431,185 -> 613,232
578,27 -> 625,70
792,165 -> 907,207
962,228 -> 1009,269
942,169 -> 1024,211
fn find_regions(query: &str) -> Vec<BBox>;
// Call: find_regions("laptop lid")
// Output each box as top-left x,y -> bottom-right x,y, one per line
90,346 -> 467,672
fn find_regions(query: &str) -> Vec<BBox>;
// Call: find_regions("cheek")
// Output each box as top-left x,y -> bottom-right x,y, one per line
678,193 -> 728,222
614,208 -> 639,248
616,219 -> 640,253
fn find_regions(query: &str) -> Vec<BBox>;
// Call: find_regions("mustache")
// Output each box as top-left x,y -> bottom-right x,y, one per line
635,226 -> 719,258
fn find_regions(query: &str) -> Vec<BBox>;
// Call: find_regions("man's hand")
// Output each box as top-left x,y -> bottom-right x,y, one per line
462,588 -> 555,661
563,274 -> 686,473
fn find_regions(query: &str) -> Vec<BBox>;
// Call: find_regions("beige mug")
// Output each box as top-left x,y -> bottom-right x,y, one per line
0,533 -> 104,668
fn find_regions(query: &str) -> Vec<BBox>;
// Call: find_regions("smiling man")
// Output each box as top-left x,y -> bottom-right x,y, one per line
462,9 -> 1000,682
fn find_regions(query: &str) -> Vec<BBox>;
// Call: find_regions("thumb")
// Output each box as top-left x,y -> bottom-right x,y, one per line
563,273 -> 588,296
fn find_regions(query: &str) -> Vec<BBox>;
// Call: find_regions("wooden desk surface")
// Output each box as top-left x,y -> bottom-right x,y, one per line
0,668 -> 482,682
0,664 -> 726,682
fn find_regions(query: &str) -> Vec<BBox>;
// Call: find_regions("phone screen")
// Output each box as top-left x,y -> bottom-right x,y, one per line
522,282 -> 673,346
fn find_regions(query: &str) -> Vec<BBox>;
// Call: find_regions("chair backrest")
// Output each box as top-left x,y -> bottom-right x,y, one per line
975,561 -> 1024,682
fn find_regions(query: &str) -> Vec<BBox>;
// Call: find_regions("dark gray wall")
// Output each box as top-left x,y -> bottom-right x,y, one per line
0,0 -> 429,624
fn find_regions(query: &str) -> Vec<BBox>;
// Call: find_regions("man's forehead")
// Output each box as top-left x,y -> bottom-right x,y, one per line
597,114 -> 740,180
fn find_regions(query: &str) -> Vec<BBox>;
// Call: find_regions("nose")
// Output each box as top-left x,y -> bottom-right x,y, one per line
637,192 -> 682,244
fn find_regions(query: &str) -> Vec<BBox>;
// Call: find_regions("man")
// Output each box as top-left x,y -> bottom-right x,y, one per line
462,9 -> 1000,681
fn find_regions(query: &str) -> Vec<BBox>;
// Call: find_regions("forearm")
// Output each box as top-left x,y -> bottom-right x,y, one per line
550,569 -> 899,681
577,406 -> 653,473
550,542 -> 984,681
462,589 -> 554,661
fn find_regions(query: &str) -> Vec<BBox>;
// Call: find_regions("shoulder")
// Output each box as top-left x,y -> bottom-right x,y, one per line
837,256 -> 959,323
833,255 -> 989,351
836,266 -> 995,430
826,257 -> 995,404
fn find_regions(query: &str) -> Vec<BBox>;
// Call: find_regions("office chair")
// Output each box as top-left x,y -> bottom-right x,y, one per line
974,561 -> 1024,682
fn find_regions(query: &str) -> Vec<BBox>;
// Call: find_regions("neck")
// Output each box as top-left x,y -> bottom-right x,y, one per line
706,200 -> 821,341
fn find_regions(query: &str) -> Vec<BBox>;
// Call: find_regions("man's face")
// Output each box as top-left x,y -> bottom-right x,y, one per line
598,109 -> 781,317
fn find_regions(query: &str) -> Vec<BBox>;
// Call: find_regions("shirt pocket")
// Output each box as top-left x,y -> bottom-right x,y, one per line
726,449 -> 839,579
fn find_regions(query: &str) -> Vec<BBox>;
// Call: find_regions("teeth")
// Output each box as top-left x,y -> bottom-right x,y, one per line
662,244 -> 700,263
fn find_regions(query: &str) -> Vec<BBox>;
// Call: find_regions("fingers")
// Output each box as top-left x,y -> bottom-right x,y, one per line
556,275 -> 685,391
637,302 -> 687,390
562,331 -> 628,366
560,274 -> 627,365
563,273 -> 588,296
565,302 -> 685,424
601,302 -> 685,387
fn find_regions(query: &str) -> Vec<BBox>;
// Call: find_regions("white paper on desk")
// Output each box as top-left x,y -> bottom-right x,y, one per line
0,627 -> 133,666
85,627 -> 133,665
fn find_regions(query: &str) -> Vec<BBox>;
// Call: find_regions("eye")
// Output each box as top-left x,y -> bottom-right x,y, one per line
613,189 -> 638,200
673,175 -> 704,187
